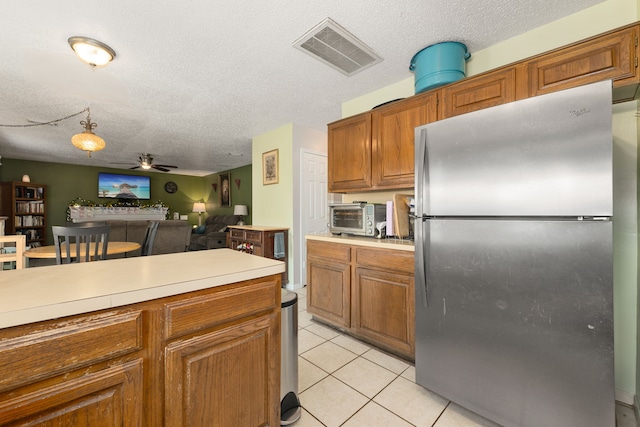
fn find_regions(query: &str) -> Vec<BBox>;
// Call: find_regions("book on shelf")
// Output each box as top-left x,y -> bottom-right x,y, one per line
14,186 -> 44,200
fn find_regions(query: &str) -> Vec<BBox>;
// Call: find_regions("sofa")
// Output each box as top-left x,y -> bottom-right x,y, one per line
105,219 -> 192,257
189,215 -> 240,250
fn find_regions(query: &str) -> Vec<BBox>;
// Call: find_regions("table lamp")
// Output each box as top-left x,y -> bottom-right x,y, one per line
192,202 -> 206,226
233,205 -> 248,225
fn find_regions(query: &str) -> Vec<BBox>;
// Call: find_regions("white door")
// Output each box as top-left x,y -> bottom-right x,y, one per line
300,151 -> 329,285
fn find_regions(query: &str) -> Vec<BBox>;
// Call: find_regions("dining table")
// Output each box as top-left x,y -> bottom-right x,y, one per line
24,241 -> 142,263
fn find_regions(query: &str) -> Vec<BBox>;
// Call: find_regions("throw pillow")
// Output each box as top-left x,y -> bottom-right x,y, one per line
194,225 -> 206,234
215,224 -> 228,232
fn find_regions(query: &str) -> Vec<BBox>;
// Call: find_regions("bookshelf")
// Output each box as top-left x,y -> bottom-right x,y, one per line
0,182 -> 47,245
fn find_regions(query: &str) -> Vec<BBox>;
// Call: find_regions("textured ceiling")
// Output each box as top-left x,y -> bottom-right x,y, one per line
0,0 -> 604,176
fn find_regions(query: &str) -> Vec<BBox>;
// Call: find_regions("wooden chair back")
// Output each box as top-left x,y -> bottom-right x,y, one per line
0,235 -> 26,270
52,225 -> 111,264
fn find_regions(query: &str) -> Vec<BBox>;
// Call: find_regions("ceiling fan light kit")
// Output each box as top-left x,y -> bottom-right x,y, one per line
110,153 -> 179,172
71,109 -> 105,157
68,36 -> 116,67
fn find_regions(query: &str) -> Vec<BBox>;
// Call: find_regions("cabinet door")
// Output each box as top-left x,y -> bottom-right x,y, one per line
353,247 -> 415,358
307,256 -> 351,327
527,25 -> 639,101
0,360 -> 143,426
371,93 -> 438,189
328,113 -> 372,192
441,67 -> 517,118
165,314 -> 279,427
353,267 -> 415,358
307,241 -> 352,327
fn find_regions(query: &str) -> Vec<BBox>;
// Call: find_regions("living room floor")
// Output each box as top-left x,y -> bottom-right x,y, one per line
293,286 -> 638,427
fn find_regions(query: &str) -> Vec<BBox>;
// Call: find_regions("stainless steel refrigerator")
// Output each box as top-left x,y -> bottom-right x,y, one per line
414,80 -> 614,427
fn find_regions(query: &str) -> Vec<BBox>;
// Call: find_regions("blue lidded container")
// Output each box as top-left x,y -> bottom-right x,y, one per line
409,42 -> 471,94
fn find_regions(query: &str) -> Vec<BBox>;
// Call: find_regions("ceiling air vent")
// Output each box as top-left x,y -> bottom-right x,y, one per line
293,18 -> 382,76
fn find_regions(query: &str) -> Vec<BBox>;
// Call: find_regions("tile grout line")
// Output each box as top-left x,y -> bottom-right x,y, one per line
298,318 -> 424,426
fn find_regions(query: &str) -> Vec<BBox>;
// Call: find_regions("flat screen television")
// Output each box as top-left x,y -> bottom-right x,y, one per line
98,173 -> 151,200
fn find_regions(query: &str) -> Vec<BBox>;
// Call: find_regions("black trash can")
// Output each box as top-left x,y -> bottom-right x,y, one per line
280,289 -> 301,425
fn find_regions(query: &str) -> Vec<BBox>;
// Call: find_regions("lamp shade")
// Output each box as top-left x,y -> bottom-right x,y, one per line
71,131 -> 106,156
192,202 -> 206,213
233,205 -> 248,216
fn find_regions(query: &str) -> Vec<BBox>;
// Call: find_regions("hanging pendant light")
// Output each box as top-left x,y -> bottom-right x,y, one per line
71,108 -> 105,157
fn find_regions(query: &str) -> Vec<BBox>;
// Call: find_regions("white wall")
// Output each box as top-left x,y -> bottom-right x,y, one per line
252,123 -> 327,287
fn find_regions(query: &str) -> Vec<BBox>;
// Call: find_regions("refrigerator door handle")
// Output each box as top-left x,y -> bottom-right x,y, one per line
415,219 -> 429,307
415,130 -> 429,307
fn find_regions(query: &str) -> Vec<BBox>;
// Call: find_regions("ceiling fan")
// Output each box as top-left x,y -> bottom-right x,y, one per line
112,154 -> 178,173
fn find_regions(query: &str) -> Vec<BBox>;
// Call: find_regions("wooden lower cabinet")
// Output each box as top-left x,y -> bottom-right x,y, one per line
306,241 -> 351,327
353,267 -> 414,357
0,360 -> 143,426
307,239 -> 415,359
0,276 -> 281,426
165,314 -> 278,426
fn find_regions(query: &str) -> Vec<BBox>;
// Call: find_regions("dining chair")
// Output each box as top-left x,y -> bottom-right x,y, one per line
141,221 -> 159,256
66,221 -> 108,227
0,235 -> 26,270
52,225 -> 111,264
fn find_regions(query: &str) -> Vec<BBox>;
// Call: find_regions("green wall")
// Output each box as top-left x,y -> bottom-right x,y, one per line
202,164 -> 253,225
0,158 -> 251,244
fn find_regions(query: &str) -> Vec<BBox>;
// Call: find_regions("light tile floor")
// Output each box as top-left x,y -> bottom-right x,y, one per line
292,286 -> 638,427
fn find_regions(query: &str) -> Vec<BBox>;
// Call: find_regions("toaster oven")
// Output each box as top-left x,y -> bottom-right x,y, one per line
329,203 -> 386,237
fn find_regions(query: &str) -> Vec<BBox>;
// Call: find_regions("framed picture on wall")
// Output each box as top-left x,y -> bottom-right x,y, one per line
219,173 -> 231,207
262,149 -> 279,185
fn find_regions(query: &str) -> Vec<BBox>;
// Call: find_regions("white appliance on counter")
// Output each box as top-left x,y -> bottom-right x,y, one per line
413,80 -> 614,427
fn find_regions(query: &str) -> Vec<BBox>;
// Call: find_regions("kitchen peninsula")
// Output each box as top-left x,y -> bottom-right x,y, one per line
0,249 -> 285,426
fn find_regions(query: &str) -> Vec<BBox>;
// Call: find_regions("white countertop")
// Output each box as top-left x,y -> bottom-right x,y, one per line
305,233 -> 415,252
0,249 -> 285,329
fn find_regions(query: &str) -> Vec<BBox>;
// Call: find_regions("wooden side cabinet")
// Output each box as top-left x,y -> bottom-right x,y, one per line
228,225 -> 289,285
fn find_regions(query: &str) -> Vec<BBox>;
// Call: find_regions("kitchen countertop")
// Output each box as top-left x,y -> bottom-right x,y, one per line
306,233 -> 415,252
0,249 -> 285,329
228,225 -> 289,231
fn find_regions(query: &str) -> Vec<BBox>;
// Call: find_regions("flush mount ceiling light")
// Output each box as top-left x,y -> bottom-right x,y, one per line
71,108 -> 105,157
68,36 -> 116,67
293,18 -> 382,76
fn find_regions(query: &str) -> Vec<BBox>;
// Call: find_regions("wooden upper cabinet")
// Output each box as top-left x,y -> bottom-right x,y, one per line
327,22 -> 640,193
441,67 -> 519,118
328,113 -> 372,192
372,92 -> 438,189
527,24 -> 639,102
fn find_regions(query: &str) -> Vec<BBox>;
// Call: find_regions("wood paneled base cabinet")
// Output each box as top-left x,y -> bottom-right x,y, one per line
0,275 -> 281,426
307,240 -> 415,359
